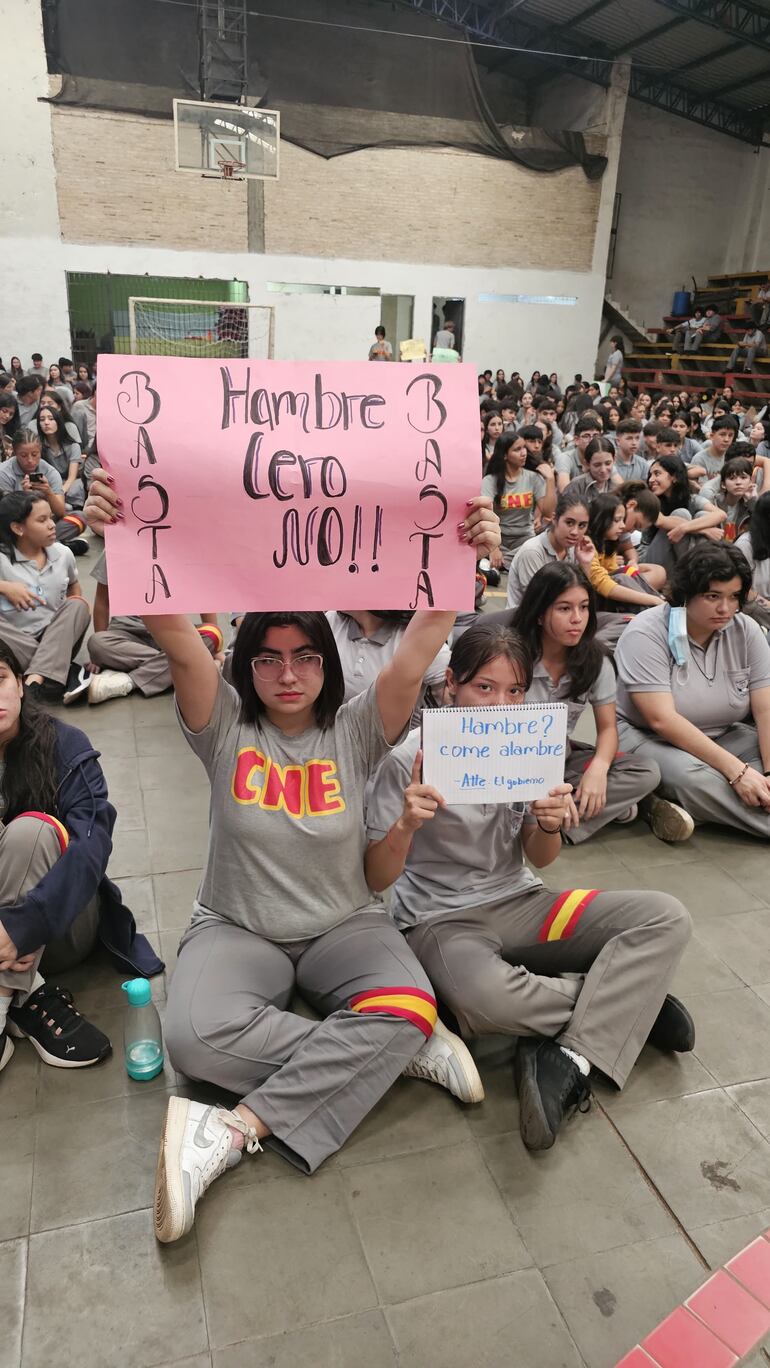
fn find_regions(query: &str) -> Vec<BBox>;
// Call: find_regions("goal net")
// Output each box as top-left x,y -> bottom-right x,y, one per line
128,298 -> 273,358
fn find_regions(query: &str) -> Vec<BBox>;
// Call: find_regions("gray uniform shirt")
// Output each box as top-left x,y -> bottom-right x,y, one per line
0,543 -> 77,634
366,728 -> 540,928
179,674 -> 398,941
613,453 -> 650,483
506,531 -> 577,609
615,603 -> 770,736
481,469 -> 545,554
0,456 -> 63,495
325,612 -> 449,705
554,447 -> 582,480
526,656 -> 616,738
735,533 -> 770,599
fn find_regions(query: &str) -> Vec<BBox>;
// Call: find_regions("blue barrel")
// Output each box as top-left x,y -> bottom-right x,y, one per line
672,290 -> 691,317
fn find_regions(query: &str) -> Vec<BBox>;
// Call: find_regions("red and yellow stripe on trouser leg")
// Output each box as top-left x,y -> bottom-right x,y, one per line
16,811 -> 69,854
538,889 -> 599,943
350,987 -> 437,1039
61,514 -> 86,533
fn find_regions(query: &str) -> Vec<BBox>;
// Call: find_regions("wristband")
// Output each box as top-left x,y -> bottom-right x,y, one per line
196,623 -> 224,654
727,762 -> 749,788
536,818 -> 562,835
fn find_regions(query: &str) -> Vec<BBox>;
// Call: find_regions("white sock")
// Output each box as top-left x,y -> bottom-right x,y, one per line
0,994 -> 11,1031
560,1045 -> 590,1076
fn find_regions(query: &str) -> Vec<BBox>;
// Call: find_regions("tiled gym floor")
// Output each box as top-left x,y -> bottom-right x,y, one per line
3,561 -> 770,1368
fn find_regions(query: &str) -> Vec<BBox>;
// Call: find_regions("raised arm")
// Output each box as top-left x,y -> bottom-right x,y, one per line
140,615 -> 220,733
376,611 -> 456,743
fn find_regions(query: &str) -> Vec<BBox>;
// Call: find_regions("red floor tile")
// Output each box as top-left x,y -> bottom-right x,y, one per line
728,1238 -> 770,1310
642,1305 -> 738,1368
687,1269 -> 770,1357
615,1349 -> 660,1367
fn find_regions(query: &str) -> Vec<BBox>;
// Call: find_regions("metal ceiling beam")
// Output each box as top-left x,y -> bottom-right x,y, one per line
674,39 -> 744,75
709,68 -> 770,99
653,0 -> 770,57
394,0 -> 768,146
569,0 -> 617,23
611,15 -> 688,54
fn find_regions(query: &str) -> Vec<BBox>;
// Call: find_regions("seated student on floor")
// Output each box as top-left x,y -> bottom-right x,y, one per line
85,471 -> 499,1244
613,418 -> 649,482
640,456 -> 726,576
326,610 -> 450,713
615,543 -> 770,841
554,415 -> 601,491
565,436 -> 621,505
735,492 -> 770,629
583,493 -> 667,612
687,415 -> 739,488
700,454 -> 756,544
511,563 -> 671,843
0,431 -> 89,554
365,620 -> 693,1153
0,641 -> 160,1074
506,490 -> 590,609
36,405 -> 84,510
0,492 -> 91,706
63,548 -> 223,707
481,431 -> 556,569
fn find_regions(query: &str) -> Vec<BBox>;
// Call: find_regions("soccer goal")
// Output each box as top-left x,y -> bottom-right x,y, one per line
128,298 -> 273,358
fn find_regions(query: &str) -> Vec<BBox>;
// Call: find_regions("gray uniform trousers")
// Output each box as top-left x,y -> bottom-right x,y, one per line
618,719 -> 770,838
0,815 -> 99,998
88,619 -> 172,696
639,508 -> 693,574
405,886 -> 691,1089
561,741 -> 660,845
163,908 -> 436,1174
0,597 -> 90,685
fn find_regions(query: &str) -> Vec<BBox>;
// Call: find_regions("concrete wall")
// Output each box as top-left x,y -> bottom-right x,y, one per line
610,100 -> 763,329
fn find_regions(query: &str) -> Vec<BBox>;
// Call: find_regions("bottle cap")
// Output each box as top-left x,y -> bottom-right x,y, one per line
121,977 -> 152,1006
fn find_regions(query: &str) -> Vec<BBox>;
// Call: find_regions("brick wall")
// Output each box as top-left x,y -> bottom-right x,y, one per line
52,107 -> 602,270
52,108 -> 249,251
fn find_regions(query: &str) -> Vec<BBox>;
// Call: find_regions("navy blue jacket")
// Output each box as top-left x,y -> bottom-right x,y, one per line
0,720 -> 164,976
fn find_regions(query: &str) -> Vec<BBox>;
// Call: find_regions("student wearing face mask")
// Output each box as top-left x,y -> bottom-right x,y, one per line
615,544 -> 770,840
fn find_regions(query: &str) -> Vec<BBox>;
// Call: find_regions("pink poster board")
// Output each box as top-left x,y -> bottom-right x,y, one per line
97,355 -> 480,615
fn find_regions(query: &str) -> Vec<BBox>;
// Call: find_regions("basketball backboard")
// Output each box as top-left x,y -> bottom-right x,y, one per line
173,99 -> 280,180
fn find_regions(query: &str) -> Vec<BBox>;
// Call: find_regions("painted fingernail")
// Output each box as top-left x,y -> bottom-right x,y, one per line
114,512 -> 125,522
116,498 -> 123,507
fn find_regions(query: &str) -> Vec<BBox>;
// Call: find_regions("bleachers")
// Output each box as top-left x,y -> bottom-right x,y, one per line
623,269 -> 770,405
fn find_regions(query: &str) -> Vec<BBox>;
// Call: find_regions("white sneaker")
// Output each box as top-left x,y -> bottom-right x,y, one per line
642,794 -> 695,844
403,1017 -> 485,1104
88,670 -> 135,705
154,1095 -> 261,1243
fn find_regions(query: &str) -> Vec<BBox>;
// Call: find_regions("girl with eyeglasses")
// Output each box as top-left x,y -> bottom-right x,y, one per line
83,469 -> 501,1243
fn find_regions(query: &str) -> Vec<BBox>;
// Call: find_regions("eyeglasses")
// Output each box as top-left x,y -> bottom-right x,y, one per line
250,653 -> 324,682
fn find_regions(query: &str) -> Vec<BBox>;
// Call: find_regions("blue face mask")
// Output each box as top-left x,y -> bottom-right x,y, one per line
668,606 -> 689,667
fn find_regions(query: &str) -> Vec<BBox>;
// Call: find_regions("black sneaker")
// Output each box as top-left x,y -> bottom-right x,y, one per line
7,984 -> 111,1067
648,994 -> 695,1053
514,1037 -> 591,1151
68,537 -> 91,556
62,663 -> 91,705
25,678 -> 64,705
0,1029 -> 13,1073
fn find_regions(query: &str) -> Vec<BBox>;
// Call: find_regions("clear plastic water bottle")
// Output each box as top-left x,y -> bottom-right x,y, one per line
121,978 -> 164,1080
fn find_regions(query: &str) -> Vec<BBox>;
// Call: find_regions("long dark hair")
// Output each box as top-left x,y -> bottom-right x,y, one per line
511,562 -> 605,699
448,621 -> 533,691
485,432 -> 525,506
748,491 -> 770,563
230,611 -> 345,730
649,455 -> 691,515
37,404 -> 71,450
0,491 -> 50,559
588,492 -> 624,555
0,642 -> 60,819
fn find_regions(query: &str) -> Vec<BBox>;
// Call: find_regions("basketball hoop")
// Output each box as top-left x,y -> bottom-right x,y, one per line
218,156 -> 246,180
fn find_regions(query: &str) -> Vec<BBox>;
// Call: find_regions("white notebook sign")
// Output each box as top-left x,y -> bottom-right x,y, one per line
421,703 -> 568,805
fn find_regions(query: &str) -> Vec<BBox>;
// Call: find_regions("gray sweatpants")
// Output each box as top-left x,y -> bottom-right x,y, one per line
0,814 -> 99,997
618,719 -> 770,839
640,508 -> 692,574
405,885 -> 691,1088
164,909 -> 436,1173
0,597 -> 90,685
88,619 -> 171,696
562,741 -> 660,845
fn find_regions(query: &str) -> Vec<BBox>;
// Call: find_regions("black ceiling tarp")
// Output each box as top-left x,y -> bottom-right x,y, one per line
41,0 -> 606,179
